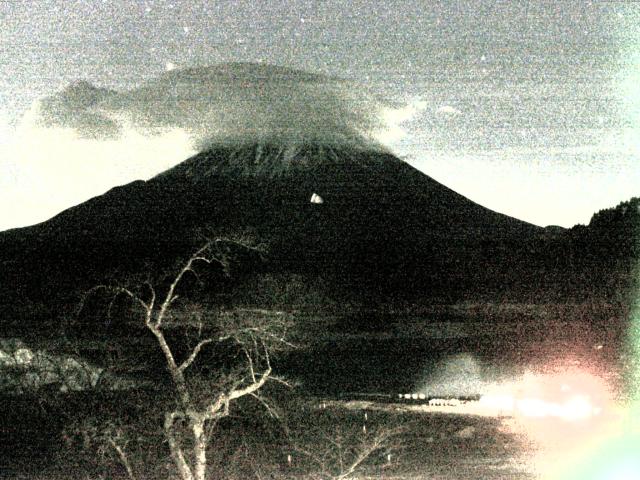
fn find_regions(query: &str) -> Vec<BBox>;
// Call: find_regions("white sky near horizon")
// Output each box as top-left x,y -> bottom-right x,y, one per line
1,0 -> 639,231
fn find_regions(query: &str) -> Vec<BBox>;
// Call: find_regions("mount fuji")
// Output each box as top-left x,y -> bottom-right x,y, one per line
3,64 -> 628,337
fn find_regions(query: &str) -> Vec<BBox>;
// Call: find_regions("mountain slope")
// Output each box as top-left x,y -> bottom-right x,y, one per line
0,142 -> 544,327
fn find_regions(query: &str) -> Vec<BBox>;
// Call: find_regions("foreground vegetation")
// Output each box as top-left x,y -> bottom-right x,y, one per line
1,390 -> 534,480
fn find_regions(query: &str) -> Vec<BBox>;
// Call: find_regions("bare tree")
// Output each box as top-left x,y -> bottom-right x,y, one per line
78,238 -> 293,480
291,424 -> 403,480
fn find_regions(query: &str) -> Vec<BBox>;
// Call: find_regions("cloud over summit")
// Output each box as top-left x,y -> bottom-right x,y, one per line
31,80 -> 120,139
3,63 -> 426,231
28,62 -> 396,150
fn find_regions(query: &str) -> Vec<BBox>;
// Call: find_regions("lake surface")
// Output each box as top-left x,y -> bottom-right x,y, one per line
281,314 -> 624,398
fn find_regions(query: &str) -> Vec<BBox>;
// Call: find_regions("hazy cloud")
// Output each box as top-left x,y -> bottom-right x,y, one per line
26,63 -> 410,150
1,63 -> 424,231
30,80 -> 121,139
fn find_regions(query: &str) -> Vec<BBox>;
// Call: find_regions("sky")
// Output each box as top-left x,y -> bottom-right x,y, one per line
0,0 -> 639,230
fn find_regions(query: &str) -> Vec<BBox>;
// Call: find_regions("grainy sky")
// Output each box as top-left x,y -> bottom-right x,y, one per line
0,0 -> 639,229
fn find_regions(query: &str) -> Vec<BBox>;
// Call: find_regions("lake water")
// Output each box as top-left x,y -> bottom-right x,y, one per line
281,315 -> 624,399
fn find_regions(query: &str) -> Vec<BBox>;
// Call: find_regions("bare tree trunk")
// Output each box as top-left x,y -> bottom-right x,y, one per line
147,324 -> 191,406
165,412 -> 194,480
192,417 -> 208,480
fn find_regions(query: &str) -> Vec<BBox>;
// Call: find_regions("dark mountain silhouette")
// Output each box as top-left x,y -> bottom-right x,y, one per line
1,135 -> 637,342
0,142 -> 552,329
572,197 -> 640,262
0,139 -> 637,403
559,197 -> 640,302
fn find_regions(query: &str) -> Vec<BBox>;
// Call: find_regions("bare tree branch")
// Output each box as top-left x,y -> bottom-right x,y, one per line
334,433 -> 386,480
107,437 -> 136,480
242,346 -> 257,383
268,375 -> 294,388
249,392 -> 280,419
178,338 -> 214,374
78,285 -> 150,319
228,365 -> 272,401
156,243 -> 214,329
293,426 -> 404,480
146,323 -> 190,405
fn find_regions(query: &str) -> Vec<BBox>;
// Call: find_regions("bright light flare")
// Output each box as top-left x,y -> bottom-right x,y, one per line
562,394 -> 601,421
482,367 -> 631,479
480,392 -> 600,421
479,393 -> 514,414
479,369 -> 609,422
481,368 -> 614,469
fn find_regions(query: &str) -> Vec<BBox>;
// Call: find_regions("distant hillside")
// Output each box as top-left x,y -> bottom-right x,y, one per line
578,197 -> 640,261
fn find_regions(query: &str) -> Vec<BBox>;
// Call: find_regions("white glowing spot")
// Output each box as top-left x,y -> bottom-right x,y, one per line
310,193 -> 324,204
15,348 -> 34,365
481,393 -> 598,421
517,398 -> 551,418
183,26 -> 190,34
165,61 -> 176,71
561,395 -> 595,421
436,105 -> 462,116
480,369 -> 607,425
479,394 -> 515,413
